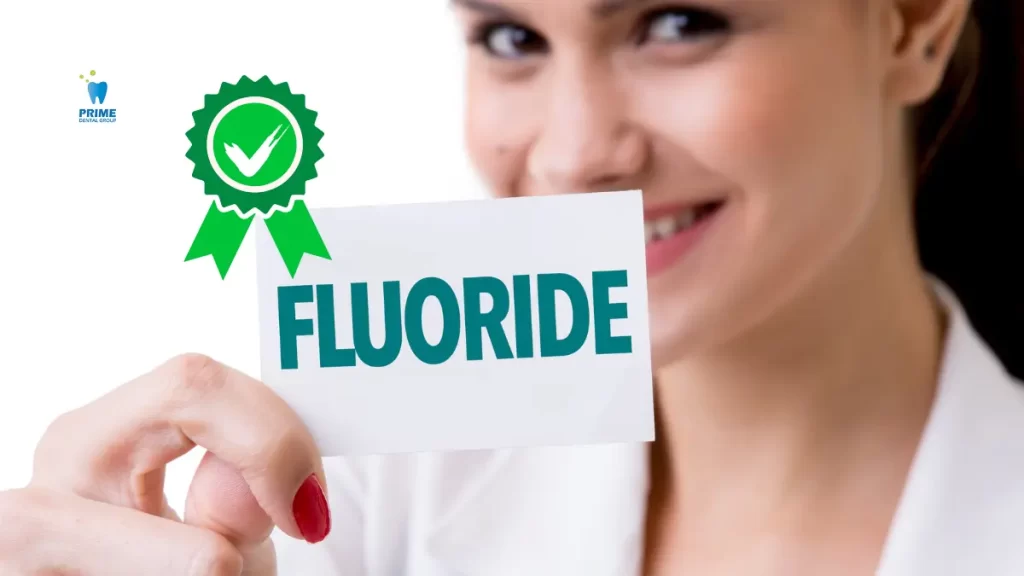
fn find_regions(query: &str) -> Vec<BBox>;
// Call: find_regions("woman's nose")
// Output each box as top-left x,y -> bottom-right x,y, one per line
527,64 -> 648,194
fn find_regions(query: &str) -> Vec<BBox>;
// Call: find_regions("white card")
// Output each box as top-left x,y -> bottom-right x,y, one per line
256,190 -> 653,455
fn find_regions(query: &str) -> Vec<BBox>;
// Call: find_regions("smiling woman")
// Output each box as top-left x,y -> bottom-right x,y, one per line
299,0 -> 1017,573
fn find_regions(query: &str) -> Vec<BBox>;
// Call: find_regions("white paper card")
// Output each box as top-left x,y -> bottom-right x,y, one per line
256,190 -> 653,455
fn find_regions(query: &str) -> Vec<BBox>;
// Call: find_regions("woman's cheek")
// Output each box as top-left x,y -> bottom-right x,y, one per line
645,52 -> 822,193
465,69 -> 541,196
636,43 -> 868,310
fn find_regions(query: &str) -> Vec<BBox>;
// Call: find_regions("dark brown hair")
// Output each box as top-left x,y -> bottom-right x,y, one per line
913,0 -> 1023,378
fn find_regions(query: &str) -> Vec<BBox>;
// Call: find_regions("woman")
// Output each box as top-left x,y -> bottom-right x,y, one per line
1,0 -> 1021,574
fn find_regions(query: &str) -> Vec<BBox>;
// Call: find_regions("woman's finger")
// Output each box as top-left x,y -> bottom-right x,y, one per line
30,353 -> 329,543
185,451 -> 275,545
185,454 -> 281,575
0,486 -> 248,576
241,539 -> 278,576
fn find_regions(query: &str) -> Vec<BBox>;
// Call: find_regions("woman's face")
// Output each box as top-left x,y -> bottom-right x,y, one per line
454,0 -> 898,367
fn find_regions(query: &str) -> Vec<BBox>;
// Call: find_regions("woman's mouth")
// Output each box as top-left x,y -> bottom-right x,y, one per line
643,200 -> 724,277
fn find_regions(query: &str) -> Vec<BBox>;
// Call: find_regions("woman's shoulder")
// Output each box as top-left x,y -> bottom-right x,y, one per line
877,284 -> 1024,574
928,280 -> 1024,435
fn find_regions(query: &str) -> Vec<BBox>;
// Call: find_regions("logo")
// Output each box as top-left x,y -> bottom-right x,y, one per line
209,97 -> 301,193
78,69 -> 116,124
184,76 -> 330,279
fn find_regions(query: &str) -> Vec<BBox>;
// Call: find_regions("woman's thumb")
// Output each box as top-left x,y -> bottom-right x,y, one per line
185,451 -> 276,545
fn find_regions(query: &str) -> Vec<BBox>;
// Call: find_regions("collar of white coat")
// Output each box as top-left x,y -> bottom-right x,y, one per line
427,279 -> 1024,576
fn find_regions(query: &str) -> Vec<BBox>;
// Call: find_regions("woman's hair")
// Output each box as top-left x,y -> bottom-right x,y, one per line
913,0 -> 1023,378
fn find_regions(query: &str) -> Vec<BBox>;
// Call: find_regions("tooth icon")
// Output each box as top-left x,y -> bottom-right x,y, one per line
87,81 -> 108,105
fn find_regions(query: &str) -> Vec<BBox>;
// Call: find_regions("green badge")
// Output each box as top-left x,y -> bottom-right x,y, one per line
185,76 -> 330,278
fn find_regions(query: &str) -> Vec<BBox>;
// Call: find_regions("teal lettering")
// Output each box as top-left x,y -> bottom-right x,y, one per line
278,285 -> 314,370
463,276 -> 513,361
316,284 -> 357,368
592,270 -> 632,354
277,271 -> 632,369
351,281 -> 403,367
405,277 -> 461,365
537,273 -> 590,357
512,275 -> 534,358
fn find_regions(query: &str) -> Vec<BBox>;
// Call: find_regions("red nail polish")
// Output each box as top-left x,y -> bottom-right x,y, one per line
293,474 -> 331,543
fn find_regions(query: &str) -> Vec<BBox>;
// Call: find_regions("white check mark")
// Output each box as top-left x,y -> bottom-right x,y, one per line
223,124 -> 291,178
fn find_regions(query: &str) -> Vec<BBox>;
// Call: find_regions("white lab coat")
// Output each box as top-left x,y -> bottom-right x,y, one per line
273,283 -> 1024,575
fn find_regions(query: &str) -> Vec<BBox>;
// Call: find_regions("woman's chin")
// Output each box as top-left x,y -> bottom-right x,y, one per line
649,324 -> 702,371
647,300 -> 740,370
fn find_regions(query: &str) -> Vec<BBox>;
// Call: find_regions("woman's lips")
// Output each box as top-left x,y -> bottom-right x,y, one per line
643,201 -> 724,277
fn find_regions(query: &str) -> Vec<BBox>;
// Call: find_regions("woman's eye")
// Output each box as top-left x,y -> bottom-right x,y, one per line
476,23 -> 547,59
641,8 -> 730,44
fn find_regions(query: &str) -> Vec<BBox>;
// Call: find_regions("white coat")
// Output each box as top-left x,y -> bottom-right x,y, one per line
273,283 -> 1024,575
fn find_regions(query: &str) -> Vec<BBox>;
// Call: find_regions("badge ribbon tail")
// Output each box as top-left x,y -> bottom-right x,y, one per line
264,200 -> 332,277
185,202 -> 254,279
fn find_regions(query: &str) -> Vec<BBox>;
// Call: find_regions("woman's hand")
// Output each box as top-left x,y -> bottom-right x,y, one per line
0,353 -> 329,575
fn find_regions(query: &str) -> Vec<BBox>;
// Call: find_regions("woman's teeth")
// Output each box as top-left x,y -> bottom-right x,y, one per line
644,209 -> 698,244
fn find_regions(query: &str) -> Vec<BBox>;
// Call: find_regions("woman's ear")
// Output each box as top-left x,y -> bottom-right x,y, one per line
885,0 -> 972,104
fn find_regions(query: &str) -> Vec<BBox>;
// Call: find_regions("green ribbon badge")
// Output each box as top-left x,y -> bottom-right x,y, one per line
184,76 -> 330,278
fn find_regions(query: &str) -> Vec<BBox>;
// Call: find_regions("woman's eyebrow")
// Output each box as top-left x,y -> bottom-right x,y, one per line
450,0 -> 655,21
449,0 -> 526,20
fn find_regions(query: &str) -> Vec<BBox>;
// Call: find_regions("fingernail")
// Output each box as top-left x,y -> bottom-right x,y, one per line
293,474 -> 331,543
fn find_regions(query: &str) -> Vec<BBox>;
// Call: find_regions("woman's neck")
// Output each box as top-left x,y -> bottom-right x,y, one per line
649,172 -> 946,571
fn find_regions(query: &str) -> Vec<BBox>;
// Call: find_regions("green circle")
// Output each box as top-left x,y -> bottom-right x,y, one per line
210,102 -> 298,189
90,70 -> 96,76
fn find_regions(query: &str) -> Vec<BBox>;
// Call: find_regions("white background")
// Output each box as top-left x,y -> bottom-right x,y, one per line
0,0 -> 482,515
